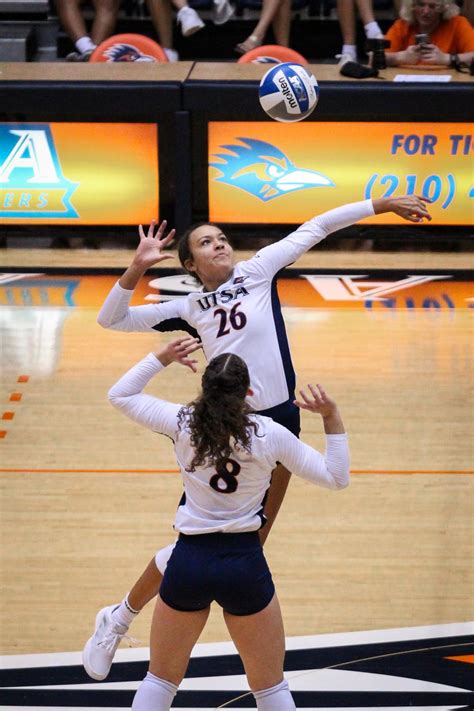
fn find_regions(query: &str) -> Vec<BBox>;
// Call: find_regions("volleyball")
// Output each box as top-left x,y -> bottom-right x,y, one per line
258,63 -> 319,123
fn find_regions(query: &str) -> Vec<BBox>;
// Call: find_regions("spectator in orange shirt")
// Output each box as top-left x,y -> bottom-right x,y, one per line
384,0 -> 474,67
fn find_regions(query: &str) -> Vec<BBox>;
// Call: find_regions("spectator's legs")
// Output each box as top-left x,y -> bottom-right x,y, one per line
355,0 -> 383,38
236,0 -> 285,53
336,0 -> 382,62
55,0 -> 89,43
90,0 -> 120,45
336,0 -> 357,60
272,0 -> 291,47
337,0 -> 356,45
55,0 -> 97,59
147,0 -> 175,53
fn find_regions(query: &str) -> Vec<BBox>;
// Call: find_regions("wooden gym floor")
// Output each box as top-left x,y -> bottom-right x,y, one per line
0,249 -> 473,661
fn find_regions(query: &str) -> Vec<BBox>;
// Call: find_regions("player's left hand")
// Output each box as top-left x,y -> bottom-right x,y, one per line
156,337 -> 202,372
294,383 -> 338,418
373,195 -> 432,222
392,195 -> 432,222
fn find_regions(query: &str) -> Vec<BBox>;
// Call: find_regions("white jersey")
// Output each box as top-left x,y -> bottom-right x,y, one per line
108,354 -> 350,535
98,200 -> 374,410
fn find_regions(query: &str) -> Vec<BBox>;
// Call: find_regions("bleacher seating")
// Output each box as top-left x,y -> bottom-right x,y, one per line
0,0 -> 49,12
0,0 -> 49,61
0,0 -> 399,62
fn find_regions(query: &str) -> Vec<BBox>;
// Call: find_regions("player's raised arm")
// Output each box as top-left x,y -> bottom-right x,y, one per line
294,382 -> 345,435
251,195 -> 432,277
269,382 -> 349,490
108,338 -> 201,436
97,220 -> 192,333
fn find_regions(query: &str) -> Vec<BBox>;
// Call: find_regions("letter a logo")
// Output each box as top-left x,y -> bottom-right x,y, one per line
0,124 -> 78,219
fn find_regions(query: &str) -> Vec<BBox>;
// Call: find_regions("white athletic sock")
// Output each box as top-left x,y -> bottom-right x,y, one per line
253,679 -> 296,710
364,21 -> 383,39
341,44 -> 357,60
132,671 -> 178,710
75,36 -> 96,54
111,594 -> 139,628
155,542 -> 176,574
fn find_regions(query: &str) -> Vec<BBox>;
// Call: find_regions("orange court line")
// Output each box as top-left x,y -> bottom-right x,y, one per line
351,469 -> 474,475
0,468 -> 473,475
0,432 -> 6,439
17,375 -> 29,383
0,468 -> 179,474
9,393 -> 22,402
2,412 -> 14,420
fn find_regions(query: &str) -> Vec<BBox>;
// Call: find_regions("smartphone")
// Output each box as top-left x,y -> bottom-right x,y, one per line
415,33 -> 430,47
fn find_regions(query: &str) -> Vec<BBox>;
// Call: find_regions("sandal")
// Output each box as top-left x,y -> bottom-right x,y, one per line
235,34 -> 262,55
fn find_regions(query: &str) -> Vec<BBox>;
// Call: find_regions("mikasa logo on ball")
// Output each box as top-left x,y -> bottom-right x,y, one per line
259,62 -> 319,123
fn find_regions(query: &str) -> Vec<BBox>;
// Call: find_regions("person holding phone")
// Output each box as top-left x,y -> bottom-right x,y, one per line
384,0 -> 474,67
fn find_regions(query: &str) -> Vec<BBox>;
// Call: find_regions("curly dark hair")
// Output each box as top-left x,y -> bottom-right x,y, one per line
179,353 -> 258,472
177,223 -> 230,285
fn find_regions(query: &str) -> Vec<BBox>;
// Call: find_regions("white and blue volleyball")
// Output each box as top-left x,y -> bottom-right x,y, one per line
258,62 -> 319,123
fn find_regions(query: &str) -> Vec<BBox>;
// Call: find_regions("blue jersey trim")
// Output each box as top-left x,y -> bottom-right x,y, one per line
270,276 -> 296,401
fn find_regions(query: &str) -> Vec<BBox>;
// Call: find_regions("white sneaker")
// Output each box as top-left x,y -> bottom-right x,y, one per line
65,49 -> 93,62
177,6 -> 205,37
212,0 -> 234,25
164,48 -> 179,62
336,52 -> 355,67
82,605 -> 128,681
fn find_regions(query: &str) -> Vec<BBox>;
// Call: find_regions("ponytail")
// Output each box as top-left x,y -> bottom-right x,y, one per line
182,353 -> 257,471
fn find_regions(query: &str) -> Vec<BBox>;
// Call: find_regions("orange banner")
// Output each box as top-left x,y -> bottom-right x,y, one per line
1,273 -> 472,310
208,122 -> 473,225
0,123 -> 158,224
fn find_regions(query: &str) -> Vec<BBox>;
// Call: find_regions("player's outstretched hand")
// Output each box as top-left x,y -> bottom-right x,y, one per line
133,219 -> 176,270
295,384 -> 345,434
294,384 -> 337,417
374,195 -> 432,223
156,337 -> 202,372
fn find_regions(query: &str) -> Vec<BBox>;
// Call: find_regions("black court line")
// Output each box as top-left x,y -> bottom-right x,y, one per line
2,266 -> 474,279
1,636 -> 473,708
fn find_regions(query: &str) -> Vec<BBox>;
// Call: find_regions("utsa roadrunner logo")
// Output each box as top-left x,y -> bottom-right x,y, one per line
103,43 -> 156,62
0,125 -> 78,219
210,137 -> 334,202
1,624 -> 473,708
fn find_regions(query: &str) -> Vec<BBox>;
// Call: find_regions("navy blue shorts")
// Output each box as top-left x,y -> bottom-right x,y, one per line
256,397 -> 300,437
159,531 -> 275,616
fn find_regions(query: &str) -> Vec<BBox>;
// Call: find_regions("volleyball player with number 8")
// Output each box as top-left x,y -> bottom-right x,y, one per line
83,193 -> 431,687
107,336 -> 349,709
